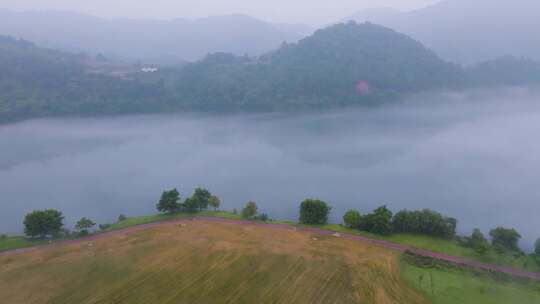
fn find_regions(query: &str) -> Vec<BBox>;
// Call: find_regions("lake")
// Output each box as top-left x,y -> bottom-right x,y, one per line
1,88 -> 539,249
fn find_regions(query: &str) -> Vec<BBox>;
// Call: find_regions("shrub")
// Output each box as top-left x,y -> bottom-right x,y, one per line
343,210 -> 362,228
118,214 -> 127,222
299,199 -> 331,225
254,213 -> 269,222
535,239 -> 540,256
99,223 -> 112,230
0,234 -> 6,239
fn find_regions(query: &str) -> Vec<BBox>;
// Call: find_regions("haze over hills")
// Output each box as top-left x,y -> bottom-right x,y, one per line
346,0 -> 540,64
0,9 -> 310,64
1,22 -> 540,123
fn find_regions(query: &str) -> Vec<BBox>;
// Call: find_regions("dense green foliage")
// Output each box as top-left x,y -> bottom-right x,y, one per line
23,209 -> 64,238
343,210 -> 362,228
457,229 -> 490,255
392,209 -> 457,239
535,239 -> 540,256
75,217 -> 96,235
490,227 -> 522,253
299,199 -> 331,225
2,22 -> 540,123
156,188 -> 181,214
359,205 -> 394,235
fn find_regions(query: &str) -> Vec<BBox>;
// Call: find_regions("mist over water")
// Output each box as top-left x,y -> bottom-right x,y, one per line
1,88 -> 539,249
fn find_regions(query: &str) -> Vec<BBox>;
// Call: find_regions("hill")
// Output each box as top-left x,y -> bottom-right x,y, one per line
0,10 -> 307,64
1,22 -> 540,123
167,22 -> 464,111
346,0 -> 540,64
0,219 -> 428,304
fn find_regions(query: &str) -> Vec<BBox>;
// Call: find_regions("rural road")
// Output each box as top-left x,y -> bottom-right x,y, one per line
2,216 -> 540,282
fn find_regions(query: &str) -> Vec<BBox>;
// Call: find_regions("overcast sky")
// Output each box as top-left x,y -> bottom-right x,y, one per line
0,0 -> 439,25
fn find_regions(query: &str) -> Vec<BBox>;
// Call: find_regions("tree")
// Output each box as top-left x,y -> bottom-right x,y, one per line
535,239 -> 540,256
118,214 -> 127,222
209,195 -> 221,211
24,209 -> 64,238
470,229 -> 490,255
299,199 -> 331,225
156,188 -> 181,214
360,205 -> 393,235
188,188 -> 212,211
76,217 -> 96,235
392,209 -> 457,238
242,201 -> 258,219
343,210 -> 362,228
489,227 -> 522,253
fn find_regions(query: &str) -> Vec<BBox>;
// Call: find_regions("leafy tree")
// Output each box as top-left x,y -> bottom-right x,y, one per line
343,210 -> 362,228
299,199 -> 331,225
156,188 -> 181,214
535,239 -> 540,256
360,205 -> 393,235
23,209 -> 64,238
76,217 -> 96,235
209,195 -> 221,211
118,214 -> 127,222
242,201 -> 258,219
470,229 -> 490,255
489,227 -> 522,253
188,188 -> 212,211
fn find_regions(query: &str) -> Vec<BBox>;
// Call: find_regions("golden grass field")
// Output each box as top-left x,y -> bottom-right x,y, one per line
0,219 -> 428,304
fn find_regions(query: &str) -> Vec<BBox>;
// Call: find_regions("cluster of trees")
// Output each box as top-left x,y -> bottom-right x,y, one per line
22,209 -> 97,238
344,207 -> 457,237
156,188 -> 220,214
299,199 -> 332,225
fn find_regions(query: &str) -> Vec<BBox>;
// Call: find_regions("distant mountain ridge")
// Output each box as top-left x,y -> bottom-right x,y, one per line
346,0 -> 540,64
0,9 -> 311,64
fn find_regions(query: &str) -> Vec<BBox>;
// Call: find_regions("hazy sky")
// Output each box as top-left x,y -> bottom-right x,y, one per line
0,0 -> 438,25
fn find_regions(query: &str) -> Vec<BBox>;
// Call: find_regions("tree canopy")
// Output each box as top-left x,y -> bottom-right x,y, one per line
156,188 -> 181,214
489,227 -> 522,253
23,209 -> 64,238
299,199 -> 331,225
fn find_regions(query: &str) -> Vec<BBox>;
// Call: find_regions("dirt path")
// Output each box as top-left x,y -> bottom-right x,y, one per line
2,216 -> 540,281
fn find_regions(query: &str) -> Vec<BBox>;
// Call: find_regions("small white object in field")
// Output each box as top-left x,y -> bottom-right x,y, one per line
312,237 -> 318,241
333,233 -> 341,238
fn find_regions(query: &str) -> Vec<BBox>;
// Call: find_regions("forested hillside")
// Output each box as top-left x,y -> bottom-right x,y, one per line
1,22 -> 540,123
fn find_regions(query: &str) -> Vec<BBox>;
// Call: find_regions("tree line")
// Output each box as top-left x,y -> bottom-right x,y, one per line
11,191 -> 540,265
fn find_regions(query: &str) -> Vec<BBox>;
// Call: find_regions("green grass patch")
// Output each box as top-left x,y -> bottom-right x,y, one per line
0,236 -> 47,252
400,259 -> 540,304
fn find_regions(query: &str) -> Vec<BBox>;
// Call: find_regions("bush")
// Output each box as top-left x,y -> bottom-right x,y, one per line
360,205 -> 393,235
99,223 -> 112,230
299,199 -> 331,225
118,214 -> 127,222
242,201 -> 258,219
343,210 -> 362,228
392,209 -> 457,238
489,227 -> 522,253
535,239 -> 540,256
0,234 -> 6,239
254,213 -> 269,222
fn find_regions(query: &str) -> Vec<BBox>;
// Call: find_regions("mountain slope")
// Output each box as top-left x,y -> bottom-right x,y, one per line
0,10 -> 307,63
347,0 -> 540,64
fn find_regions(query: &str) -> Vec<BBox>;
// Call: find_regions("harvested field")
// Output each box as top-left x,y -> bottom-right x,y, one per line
0,219 -> 428,304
